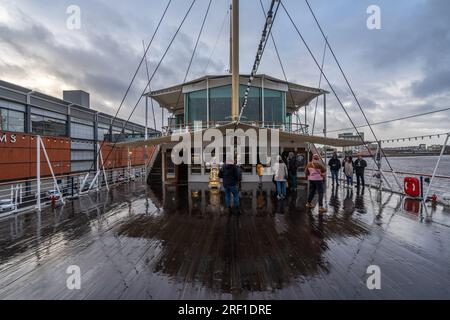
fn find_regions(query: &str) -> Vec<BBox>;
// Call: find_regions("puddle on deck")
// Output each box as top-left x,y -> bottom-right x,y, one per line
0,182 -> 449,300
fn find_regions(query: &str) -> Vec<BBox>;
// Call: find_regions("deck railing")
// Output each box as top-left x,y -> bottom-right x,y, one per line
162,121 -> 309,136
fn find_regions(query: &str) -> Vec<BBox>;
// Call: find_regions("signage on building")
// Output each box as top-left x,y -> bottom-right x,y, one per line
0,133 -> 17,143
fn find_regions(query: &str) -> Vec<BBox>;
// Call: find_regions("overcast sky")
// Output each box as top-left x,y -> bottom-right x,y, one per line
0,0 -> 449,146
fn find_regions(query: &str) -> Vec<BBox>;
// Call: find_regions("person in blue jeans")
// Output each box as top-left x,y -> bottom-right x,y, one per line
328,153 -> 341,186
219,159 -> 241,214
273,155 -> 288,200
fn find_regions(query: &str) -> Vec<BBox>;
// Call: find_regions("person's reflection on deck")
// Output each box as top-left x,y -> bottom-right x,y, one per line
329,185 -> 341,214
355,187 -> 367,214
343,189 -> 355,215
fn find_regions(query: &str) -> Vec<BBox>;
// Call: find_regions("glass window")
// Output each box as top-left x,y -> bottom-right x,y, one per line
0,108 -> 25,132
31,114 -> 67,137
71,150 -> 95,161
209,86 -> 231,122
187,90 -> 207,125
239,85 -> 261,122
285,113 -> 292,132
98,125 -> 111,141
264,89 -> 284,125
191,148 -> 202,175
0,100 -> 26,112
70,122 -> 94,140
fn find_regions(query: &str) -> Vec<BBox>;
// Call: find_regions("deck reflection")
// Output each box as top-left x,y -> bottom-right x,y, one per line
0,182 -> 449,299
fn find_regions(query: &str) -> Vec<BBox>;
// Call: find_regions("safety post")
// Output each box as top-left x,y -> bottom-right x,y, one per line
36,135 -> 41,211
39,136 -> 65,205
323,93 -> 328,209
424,133 -> 450,202
100,144 -> 109,191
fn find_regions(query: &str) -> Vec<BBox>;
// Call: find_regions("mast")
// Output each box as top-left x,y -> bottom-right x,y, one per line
231,0 -> 239,121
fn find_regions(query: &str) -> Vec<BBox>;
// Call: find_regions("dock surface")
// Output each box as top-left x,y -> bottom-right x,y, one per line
0,182 -> 449,300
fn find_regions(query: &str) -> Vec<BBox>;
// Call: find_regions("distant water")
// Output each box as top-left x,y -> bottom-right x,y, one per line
362,155 -> 450,198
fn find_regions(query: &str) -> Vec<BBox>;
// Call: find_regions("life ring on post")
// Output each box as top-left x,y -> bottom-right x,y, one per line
404,177 -> 420,198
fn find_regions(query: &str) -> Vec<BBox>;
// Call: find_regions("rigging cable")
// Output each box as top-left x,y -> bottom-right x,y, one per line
89,0 -> 172,172
258,0 -> 305,134
311,38 -> 327,136
204,6 -> 230,74
327,106 -> 450,133
378,132 -> 450,144
175,0 -> 213,113
142,40 -> 157,131
237,0 -> 281,127
281,1 -> 404,188
303,0 -> 401,187
100,0 -> 197,170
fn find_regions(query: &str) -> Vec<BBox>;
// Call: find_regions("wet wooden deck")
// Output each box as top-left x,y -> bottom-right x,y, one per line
0,181 -> 449,300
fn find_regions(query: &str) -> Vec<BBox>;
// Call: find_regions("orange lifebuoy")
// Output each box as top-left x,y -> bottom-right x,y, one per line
404,177 -> 420,198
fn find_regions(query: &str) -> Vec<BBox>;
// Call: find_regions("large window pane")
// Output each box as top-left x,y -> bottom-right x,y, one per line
239,85 -> 261,122
209,86 -> 231,122
71,122 -> 94,140
264,89 -> 284,125
31,114 -> 67,137
0,108 -> 24,132
187,90 -> 207,125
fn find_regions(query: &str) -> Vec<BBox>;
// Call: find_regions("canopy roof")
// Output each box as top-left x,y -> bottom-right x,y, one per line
116,122 -> 365,148
145,74 -> 328,115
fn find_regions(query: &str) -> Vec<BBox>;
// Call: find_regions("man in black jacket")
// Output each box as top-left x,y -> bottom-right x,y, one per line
219,160 -> 241,214
354,154 -> 368,189
328,153 -> 341,186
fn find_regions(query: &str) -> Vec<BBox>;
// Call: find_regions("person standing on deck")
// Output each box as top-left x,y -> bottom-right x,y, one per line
344,156 -> 354,188
272,155 -> 288,200
305,154 -> 327,213
328,153 -> 341,186
219,159 -> 241,215
256,162 -> 264,189
288,152 -> 299,190
354,154 -> 367,189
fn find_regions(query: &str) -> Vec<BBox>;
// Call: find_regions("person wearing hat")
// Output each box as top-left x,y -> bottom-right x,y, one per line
305,154 -> 327,213
219,159 -> 241,214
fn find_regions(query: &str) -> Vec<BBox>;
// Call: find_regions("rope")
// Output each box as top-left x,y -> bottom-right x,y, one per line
89,0 -> 172,172
281,2 -> 403,189
101,0 -> 196,169
204,6 -> 230,74
175,0 -> 212,113
236,0 -> 281,127
327,107 -> 450,134
303,0 -> 400,185
142,40 -> 157,131
258,0 -> 305,134
311,38 -> 327,136
378,132 -> 450,144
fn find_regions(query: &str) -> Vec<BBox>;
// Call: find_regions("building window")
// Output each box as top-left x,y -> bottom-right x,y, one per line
209,86 -> 231,123
264,89 -> 284,126
98,125 -> 111,141
31,114 -> 67,137
239,85 -> 261,122
187,89 -> 207,125
71,122 -> 94,140
0,108 -> 25,132
191,148 -> 202,175
285,113 -> 292,132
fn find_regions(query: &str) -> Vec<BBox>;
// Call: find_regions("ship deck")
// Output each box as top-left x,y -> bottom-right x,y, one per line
0,181 -> 449,300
